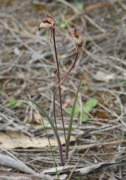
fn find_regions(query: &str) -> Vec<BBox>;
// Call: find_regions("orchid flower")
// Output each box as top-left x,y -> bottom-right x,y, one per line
39,13 -> 65,42
71,27 -> 83,53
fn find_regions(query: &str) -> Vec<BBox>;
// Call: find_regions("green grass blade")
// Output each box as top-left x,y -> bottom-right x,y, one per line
41,117 -> 59,179
66,78 -> 83,158
25,99 -> 60,144
25,99 -> 64,165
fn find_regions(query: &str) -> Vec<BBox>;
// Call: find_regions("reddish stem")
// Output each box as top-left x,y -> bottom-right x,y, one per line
53,52 -> 79,160
52,28 -> 66,164
53,52 -> 78,111
57,138 -> 64,166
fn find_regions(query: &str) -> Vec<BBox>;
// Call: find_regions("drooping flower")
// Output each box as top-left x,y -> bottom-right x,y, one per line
71,27 -> 83,52
38,14 -> 54,30
39,13 -> 65,42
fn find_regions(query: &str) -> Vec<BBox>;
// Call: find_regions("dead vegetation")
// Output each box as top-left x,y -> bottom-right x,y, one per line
0,0 -> 126,179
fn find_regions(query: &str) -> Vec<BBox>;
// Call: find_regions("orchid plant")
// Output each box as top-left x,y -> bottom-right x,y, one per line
39,14 -> 66,143
28,12 -> 84,166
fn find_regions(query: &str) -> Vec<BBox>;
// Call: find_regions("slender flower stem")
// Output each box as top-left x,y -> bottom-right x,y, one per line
53,52 -> 79,118
53,52 -> 78,161
58,140 -> 64,166
52,28 -> 66,143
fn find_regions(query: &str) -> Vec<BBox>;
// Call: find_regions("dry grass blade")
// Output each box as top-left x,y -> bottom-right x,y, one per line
0,154 -> 49,178
0,171 -> 44,180
76,161 -> 126,175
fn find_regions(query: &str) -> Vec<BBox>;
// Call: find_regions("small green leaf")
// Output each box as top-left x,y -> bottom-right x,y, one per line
9,97 -> 16,104
83,105 -> 92,113
74,2 -> 83,10
7,103 -> 16,108
65,107 -> 80,115
84,98 -> 98,113
65,107 -> 72,114
8,97 -> 23,108
15,102 -> 23,107
82,113 -> 89,122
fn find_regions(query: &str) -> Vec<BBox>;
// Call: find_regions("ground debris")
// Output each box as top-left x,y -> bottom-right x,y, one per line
0,0 -> 126,179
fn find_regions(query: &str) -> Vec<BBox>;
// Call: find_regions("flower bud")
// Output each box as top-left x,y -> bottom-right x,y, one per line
71,27 -> 82,47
